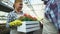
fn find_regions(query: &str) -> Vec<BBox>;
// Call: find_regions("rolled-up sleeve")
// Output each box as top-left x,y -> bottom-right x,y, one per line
6,13 -> 12,28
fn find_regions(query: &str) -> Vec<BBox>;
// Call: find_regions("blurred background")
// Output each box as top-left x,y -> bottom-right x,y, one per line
0,0 -> 45,34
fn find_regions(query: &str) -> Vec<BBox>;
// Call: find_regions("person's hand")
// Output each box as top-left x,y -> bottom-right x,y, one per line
9,20 -> 22,27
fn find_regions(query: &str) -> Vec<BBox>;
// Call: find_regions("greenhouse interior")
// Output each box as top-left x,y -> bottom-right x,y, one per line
0,0 -> 60,34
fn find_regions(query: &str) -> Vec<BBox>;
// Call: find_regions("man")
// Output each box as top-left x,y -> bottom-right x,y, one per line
42,0 -> 58,34
6,0 -> 24,34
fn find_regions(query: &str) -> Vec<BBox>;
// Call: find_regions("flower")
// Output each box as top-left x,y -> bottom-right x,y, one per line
18,13 -> 37,21
33,17 -> 37,21
9,20 -> 22,27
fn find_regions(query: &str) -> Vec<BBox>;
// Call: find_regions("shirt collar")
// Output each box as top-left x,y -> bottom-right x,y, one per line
12,10 -> 23,14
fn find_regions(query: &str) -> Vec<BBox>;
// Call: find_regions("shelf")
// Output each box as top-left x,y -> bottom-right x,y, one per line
0,2 -> 13,12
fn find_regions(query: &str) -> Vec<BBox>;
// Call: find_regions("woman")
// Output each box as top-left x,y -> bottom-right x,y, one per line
6,0 -> 24,34
6,0 -> 34,34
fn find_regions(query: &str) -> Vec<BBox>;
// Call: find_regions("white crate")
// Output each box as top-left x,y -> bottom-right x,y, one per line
17,21 -> 40,33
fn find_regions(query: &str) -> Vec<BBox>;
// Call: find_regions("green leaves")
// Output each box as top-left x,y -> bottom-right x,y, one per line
18,13 -> 38,21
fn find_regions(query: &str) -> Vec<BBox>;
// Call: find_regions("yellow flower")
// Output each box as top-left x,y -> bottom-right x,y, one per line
14,20 -> 22,26
9,20 -> 22,27
9,22 -> 14,27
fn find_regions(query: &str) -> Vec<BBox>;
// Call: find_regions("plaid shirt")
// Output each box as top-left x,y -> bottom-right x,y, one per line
6,11 -> 23,28
45,0 -> 60,30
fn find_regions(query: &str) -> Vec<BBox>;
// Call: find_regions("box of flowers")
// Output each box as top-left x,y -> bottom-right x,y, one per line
9,13 -> 40,33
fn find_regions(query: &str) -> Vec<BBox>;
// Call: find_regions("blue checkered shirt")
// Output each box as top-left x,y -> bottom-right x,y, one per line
45,0 -> 60,30
6,11 -> 23,28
